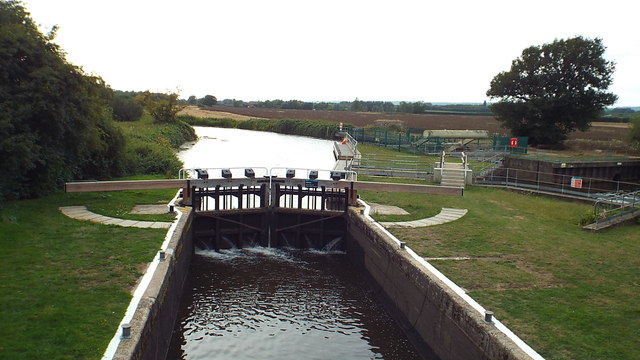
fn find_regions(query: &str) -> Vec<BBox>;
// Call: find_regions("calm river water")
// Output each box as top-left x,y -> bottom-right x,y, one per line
177,127 -> 336,178
168,128 -> 425,359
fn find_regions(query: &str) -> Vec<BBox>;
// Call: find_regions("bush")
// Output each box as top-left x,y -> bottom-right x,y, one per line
577,210 -> 598,226
111,94 -> 143,122
117,115 -> 197,177
123,138 -> 183,176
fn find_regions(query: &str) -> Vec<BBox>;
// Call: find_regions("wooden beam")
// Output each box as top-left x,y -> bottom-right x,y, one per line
64,179 -> 463,196
65,179 -> 186,193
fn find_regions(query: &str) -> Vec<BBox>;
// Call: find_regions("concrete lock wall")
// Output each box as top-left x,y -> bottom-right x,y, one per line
114,205 -> 538,360
110,207 -> 194,360
346,208 -> 535,360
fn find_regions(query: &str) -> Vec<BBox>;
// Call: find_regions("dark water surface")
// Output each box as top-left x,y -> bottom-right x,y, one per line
166,248 -> 422,360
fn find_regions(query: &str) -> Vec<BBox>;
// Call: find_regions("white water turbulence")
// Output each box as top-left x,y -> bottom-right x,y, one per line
177,127 -> 336,178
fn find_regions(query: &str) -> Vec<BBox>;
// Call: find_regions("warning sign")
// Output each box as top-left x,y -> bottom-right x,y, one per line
571,177 -> 583,189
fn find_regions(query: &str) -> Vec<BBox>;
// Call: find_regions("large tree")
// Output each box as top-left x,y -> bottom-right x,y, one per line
201,94 -> 217,107
0,0 -> 125,200
486,36 -> 617,146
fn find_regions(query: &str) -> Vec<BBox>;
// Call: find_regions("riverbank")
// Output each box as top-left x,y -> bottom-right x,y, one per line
117,114 -> 197,177
0,185 -> 177,359
176,113 -> 343,140
360,185 -> 639,360
2,126 -> 638,359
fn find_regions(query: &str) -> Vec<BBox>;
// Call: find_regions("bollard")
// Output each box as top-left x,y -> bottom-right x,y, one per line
168,205 -> 174,213
122,323 -> 132,339
484,310 -> 494,323
400,242 -> 406,250
159,251 -> 166,261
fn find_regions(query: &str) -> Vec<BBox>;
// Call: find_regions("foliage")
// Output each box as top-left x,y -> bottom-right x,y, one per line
487,36 -> 617,146
577,209 -> 598,226
181,114 -> 344,140
201,94 -> 217,107
139,91 -> 183,124
0,1 -> 126,200
214,98 -> 490,115
627,113 -> 640,150
117,114 -> 196,176
111,91 -> 144,122
176,115 -> 238,128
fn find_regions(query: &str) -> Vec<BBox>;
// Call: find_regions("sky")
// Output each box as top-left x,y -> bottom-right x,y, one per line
22,0 -> 640,106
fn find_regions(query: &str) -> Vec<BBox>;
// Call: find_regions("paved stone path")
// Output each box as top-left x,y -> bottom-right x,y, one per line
380,208 -> 468,228
59,206 -> 173,229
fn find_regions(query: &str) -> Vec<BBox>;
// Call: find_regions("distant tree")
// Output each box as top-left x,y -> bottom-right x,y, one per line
201,94 -> 217,107
111,92 -> 143,121
487,36 -> 617,146
140,92 -> 183,123
187,95 -> 197,105
0,0 -> 125,200
351,98 -> 363,112
412,101 -> 427,114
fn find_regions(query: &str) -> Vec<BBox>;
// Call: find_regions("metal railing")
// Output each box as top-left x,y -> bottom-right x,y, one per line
476,167 -> 640,199
182,167 -> 356,212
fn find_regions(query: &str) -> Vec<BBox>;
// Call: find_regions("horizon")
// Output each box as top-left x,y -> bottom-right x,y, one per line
24,0 -> 640,108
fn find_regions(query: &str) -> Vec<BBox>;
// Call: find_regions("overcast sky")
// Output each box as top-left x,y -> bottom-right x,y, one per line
23,0 -> 640,106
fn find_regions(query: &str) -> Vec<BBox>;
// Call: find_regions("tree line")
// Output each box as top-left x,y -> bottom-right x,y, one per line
0,1 -> 192,201
206,98 -> 492,115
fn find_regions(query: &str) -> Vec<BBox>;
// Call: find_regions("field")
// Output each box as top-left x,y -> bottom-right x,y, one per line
178,106 -> 258,121
202,106 -> 634,153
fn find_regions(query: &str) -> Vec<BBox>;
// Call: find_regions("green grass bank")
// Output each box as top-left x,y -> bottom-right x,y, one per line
360,186 -> 639,360
0,187 -> 177,359
117,114 -> 196,177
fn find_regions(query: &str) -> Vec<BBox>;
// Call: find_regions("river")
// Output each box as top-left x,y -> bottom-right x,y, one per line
177,127 -> 337,178
168,127 -> 424,360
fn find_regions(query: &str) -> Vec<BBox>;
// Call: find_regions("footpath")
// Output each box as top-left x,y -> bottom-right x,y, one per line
379,208 -> 468,228
59,206 -> 173,229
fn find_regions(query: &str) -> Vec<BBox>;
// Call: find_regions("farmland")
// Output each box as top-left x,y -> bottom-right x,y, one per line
204,106 -> 632,146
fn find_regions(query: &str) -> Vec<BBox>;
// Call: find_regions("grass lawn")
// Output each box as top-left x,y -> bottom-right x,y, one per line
359,185 -> 640,360
0,187 -> 177,360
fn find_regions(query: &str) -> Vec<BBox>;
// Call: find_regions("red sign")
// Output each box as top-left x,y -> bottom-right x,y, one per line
509,137 -> 518,148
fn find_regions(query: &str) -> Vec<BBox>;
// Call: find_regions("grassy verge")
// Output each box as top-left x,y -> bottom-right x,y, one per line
117,114 -> 197,177
359,185 -> 639,359
0,186 -> 177,359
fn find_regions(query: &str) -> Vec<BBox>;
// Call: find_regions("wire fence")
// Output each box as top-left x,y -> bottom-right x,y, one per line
347,127 -> 527,155
476,167 -> 640,199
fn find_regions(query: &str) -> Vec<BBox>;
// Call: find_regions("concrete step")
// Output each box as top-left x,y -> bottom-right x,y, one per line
443,164 -> 464,169
442,172 -> 465,179
442,181 -> 465,187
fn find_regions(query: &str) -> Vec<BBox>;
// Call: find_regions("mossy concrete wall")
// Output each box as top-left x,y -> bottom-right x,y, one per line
110,207 -> 193,360
111,205 -> 538,360
346,207 -> 536,360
